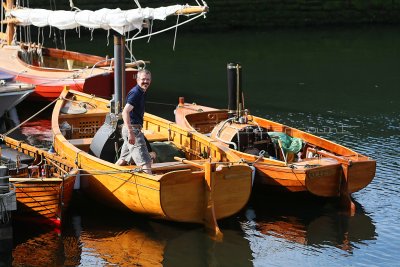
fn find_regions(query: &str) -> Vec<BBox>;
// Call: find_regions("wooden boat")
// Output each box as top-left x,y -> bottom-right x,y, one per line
51,88 -> 252,237
0,71 -> 34,118
0,136 -> 77,225
174,63 -> 376,214
0,0 -> 146,101
0,42 -> 142,101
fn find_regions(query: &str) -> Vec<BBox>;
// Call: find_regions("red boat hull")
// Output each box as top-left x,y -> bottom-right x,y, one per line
5,69 -> 138,101
0,45 -> 138,101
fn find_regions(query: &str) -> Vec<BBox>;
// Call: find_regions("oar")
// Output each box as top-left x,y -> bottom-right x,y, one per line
307,148 -> 352,166
174,156 -> 224,241
174,157 -> 204,169
277,139 -> 287,165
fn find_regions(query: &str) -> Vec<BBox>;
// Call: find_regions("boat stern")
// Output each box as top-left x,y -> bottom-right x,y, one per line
159,164 -> 252,223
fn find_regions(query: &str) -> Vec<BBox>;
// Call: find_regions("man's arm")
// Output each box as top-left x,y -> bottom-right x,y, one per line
122,103 -> 135,144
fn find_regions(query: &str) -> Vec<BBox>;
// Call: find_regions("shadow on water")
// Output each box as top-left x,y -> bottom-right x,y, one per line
0,224 -> 13,267
71,193 -> 253,267
10,224 -> 81,266
4,192 -> 253,267
0,190 -> 378,267
245,190 -> 377,254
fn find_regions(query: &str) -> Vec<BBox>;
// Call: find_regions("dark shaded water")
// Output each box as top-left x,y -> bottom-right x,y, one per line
2,25 -> 399,266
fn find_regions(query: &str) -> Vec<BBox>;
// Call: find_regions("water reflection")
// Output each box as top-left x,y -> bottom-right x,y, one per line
160,225 -> 252,267
76,206 -> 253,267
0,190 -> 380,266
246,192 -> 376,254
0,224 -> 13,267
76,222 -> 253,267
8,195 -> 253,267
11,223 -> 81,266
78,217 -> 165,267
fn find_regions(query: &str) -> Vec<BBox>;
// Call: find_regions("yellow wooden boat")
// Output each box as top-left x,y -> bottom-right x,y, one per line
51,88 -> 253,236
1,136 -> 77,225
174,63 -> 376,214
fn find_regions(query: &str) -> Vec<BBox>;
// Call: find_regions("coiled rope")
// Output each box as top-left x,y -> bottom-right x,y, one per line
0,185 -> 15,224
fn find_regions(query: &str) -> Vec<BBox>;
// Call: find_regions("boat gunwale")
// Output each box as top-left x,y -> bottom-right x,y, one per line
0,45 -> 109,80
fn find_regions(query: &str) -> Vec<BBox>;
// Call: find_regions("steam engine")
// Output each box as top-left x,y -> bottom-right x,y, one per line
211,123 -> 276,158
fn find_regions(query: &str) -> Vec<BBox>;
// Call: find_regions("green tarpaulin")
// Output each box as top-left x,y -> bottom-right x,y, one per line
268,132 -> 303,154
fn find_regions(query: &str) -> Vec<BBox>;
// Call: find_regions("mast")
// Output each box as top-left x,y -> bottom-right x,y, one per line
5,0 -> 14,45
227,63 -> 243,119
113,34 -> 125,115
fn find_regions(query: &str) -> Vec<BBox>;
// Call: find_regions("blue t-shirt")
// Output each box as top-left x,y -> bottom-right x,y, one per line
126,85 -> 146,125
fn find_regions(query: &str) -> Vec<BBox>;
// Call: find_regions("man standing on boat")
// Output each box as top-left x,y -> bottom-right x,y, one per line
116,69 -> 152,174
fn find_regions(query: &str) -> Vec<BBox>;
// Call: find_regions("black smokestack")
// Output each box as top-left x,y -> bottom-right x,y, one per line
113,34 -> 125,114
227,63 -> 242,118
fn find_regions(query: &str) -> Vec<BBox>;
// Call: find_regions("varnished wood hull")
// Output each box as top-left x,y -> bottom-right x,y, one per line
2,137 -> 77,223
73,155 -> 251,222
11,175 -> 76,221
51,89 -> 253,224
175,102 -> 376,197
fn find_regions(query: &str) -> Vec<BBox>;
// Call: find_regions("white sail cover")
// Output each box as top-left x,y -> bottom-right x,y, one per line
9,5 -> 183,34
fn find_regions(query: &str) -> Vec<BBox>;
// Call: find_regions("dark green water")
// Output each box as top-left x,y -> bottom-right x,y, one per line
63,25 -> 399,117
2,25 -> 399,266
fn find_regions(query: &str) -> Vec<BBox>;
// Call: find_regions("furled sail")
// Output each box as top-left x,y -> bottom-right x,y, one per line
8,5 -> 190,34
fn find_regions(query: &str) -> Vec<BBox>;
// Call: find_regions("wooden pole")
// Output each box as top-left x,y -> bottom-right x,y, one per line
5,0 -> 14,45
174,156 -> 223,240
174,6 -> 208,15
173,156 -> 203,169
339,164 -> 356,216
204,161 -> 223,241
307,148 -> 352,166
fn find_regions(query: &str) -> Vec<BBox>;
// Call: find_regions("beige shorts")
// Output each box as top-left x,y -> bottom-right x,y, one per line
118,125 -> 151,166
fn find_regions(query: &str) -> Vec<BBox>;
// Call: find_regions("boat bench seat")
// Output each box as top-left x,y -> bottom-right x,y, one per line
151,162 -> 198,172
68,137 -> 93,151
150,159 -> 207,172
67,132 -> 168,152
125,162 -> 198,172
143,130 -> 169,142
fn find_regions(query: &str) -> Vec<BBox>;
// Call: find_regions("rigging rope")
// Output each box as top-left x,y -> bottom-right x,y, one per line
0,195 -> 11,224
0,97 -> 59,139
146,101 -> 177,107
133,0 -> 142,9
173,14 -> 180,51
125,12 -> 206,42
